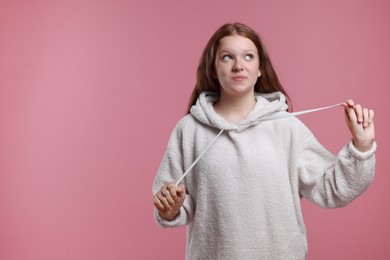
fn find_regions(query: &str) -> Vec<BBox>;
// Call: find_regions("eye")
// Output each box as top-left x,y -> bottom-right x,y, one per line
245,54 -> 255,61
222,55 -> 233,62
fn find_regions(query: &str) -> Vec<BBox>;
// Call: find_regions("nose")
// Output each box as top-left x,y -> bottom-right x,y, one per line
232,58 -> 244,72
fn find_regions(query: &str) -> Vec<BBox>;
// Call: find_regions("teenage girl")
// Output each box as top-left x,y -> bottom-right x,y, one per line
152,23 -> 376,259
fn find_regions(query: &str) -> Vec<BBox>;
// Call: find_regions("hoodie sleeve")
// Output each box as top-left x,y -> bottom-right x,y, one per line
152,120 -> 195,227
297,133 -> 376,208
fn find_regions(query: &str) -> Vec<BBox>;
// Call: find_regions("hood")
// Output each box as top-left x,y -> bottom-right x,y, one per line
190,91 -> 289,131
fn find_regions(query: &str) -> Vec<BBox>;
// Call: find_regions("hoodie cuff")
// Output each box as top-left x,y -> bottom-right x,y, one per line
154,208 -> 181,228
347,139 -> 377,160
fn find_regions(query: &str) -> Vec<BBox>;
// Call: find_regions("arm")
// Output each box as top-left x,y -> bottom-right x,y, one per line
152,121 -> 196,227
298,137 -> 376,208
297,100 -> 376,208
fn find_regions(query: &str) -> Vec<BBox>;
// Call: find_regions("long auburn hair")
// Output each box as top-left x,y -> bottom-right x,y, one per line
187,22 -> 291,113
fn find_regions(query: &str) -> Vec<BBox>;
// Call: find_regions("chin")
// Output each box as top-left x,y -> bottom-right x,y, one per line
223,87 -> 255,96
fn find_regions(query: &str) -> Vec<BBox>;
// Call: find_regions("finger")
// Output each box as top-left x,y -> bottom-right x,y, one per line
167,183 -> 178,199
159,190 -> 172,210
365,109 -> 375,130
176,184 -> 186,198
344,99 -> 355,108
344,104 -> 357,123
153,196 -> 165,211
363,108 -> 369,128
369,109 -> 374,122
161,187 -> 175,206
354,104 -> 363,123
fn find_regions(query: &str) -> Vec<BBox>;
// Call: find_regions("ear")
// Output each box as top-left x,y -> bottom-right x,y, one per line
258,69 -> 261,77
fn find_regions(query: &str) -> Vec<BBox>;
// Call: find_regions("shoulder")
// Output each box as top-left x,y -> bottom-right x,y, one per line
271,116 -> 314,142
173,114 -> 198,133
168,114 -> 202,141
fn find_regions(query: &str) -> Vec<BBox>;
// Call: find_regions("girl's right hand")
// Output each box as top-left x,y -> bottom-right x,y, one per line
153,183 -> 186,221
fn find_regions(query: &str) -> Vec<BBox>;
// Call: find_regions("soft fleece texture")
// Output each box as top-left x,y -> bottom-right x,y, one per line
153,92 -> 376,260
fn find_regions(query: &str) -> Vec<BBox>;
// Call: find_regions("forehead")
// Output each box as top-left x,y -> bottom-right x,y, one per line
218,34 -> 258,53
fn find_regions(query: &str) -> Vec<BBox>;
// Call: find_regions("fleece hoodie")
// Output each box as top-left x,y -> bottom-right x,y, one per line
153,91 -> 376,260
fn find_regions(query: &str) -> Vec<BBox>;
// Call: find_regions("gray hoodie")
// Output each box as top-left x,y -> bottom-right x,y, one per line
153,91 -> 376,260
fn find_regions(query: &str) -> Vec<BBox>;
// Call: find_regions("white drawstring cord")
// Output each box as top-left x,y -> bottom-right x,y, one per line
267,103 -> 344,120
175,129 -> 224,187
175,103 -> 344,186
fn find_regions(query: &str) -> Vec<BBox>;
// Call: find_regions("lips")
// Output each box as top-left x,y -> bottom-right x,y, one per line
232,76 -> 245,81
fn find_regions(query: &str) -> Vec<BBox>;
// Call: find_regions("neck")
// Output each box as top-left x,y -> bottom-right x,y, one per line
214,91 -> 256,123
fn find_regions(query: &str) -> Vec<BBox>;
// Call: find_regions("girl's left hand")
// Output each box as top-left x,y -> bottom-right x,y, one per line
343,99 -> 375,152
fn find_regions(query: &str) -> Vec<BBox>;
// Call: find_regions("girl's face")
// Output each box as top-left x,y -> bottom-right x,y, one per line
215,34 -> 261,97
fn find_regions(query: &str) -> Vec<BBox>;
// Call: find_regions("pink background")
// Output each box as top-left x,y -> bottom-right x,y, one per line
1,1 -> 389,259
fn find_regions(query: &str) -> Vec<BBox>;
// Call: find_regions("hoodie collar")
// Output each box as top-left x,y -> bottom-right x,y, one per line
190,91 -> 288,131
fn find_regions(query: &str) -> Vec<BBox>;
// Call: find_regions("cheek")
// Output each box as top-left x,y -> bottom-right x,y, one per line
216,72 -> 227,85
215,64 -> 228,79
250,63 -> 260,75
